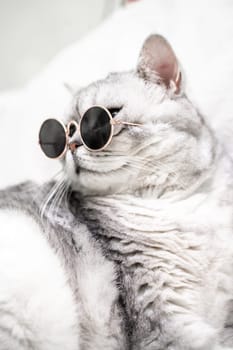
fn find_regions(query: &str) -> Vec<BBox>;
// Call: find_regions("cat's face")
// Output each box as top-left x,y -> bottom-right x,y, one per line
63,35 -> 215,197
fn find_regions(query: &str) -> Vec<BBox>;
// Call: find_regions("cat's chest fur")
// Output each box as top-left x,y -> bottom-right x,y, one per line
75,171 -> 233,348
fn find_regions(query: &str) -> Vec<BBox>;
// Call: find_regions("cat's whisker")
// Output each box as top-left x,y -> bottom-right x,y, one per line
40,175 -> 66,220
123,156 -> 187,190
47,180 -> 67,219
50,169 -> 64,180
53,181 -> 70,219
40,182 -> 60,218
55,178 -> 70,209
39,170 -> 65,213
79,151 -> 187,191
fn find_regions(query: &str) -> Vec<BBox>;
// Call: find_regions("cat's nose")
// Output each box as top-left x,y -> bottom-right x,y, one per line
69,141 -> 82,153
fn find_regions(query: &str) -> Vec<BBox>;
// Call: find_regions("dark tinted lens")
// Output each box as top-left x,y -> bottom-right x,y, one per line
39,119 -> 67,158
80,106 -> 112,150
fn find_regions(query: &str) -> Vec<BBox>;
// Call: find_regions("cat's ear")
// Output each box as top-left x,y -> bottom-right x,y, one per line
137,34 -> 181,93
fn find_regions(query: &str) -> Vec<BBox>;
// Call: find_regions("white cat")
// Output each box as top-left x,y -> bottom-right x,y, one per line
0,34 -> 232,349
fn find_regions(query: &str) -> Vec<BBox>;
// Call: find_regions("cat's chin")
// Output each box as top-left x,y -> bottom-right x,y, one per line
67,166 -> 137,197
64,154 -> 137,196
70,176 -> 123,197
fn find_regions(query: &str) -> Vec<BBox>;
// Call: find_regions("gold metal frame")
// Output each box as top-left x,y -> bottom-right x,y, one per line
38,118 -> 69,160
39,105 -> 142,158
79,105 -> 142,152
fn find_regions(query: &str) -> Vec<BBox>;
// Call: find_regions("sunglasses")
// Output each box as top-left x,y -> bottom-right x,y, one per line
39,105 -> 142,159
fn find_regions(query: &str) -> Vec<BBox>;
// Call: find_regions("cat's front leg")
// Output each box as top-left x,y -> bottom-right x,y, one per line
71,228 -> 128,350
0,208 -> 80,350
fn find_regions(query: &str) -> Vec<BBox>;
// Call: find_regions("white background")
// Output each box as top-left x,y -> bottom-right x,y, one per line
0,0 -> 122,90
0,0 -> 233,189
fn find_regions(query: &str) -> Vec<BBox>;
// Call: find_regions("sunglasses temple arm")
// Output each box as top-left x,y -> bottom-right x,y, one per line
112,120 -> 142,127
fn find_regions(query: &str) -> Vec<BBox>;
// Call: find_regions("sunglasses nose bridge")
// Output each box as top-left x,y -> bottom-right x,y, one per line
66,120 -> 82,153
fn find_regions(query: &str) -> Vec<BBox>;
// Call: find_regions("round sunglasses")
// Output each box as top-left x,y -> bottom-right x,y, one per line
39,105 -> 142,159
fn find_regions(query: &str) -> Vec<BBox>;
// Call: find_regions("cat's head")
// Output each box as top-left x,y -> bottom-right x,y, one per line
63,34 -> 215,197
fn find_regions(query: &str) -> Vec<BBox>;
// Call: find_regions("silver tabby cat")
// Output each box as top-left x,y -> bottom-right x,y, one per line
0,35 -> 232,350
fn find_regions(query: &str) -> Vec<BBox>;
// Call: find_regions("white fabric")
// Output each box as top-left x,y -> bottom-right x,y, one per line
0,0 -> 233,188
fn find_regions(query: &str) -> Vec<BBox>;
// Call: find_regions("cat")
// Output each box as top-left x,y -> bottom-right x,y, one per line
0,34 -> 233,350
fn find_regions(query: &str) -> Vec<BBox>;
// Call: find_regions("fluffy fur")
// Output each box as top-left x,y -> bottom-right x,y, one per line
0,182 -> 127,350
0,208 -> 79,350
0,34 -> 233,349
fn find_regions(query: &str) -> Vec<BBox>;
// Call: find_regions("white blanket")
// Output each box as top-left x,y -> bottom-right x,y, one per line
0,0 -> 233,188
